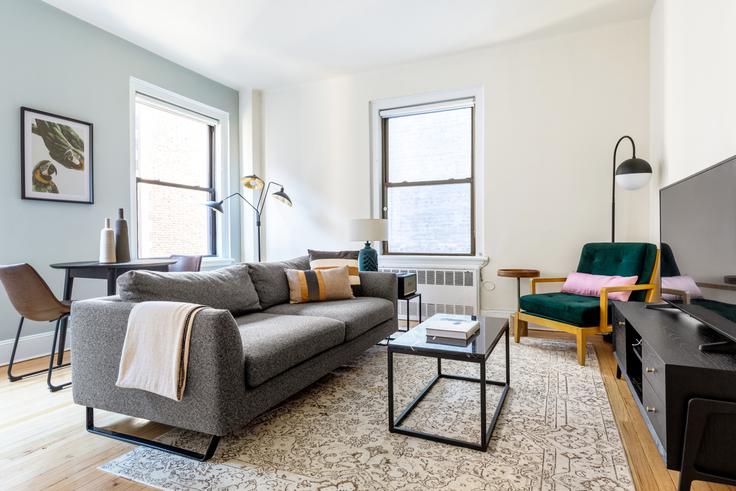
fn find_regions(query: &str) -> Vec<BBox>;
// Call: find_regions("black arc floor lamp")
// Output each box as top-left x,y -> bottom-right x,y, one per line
611,135 -> 652,242
205,174 -> 292,261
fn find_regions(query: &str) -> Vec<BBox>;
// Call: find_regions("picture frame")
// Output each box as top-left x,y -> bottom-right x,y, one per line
21,107 -> 94,204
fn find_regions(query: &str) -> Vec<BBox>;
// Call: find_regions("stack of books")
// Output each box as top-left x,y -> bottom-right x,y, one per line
423,315 -> 480,346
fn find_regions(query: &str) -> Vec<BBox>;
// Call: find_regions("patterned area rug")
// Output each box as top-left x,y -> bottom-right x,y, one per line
100,336 -> 633,490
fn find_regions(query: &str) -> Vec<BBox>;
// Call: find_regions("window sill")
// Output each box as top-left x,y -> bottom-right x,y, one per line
378,255 -> 489,270
201,257 -> 236,270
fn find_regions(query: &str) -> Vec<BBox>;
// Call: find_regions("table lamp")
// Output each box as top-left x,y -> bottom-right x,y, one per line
349,218 -> 388,271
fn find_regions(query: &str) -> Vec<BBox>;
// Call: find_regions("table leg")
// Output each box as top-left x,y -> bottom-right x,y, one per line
387,350 -> 395,431
480,359 -> 488,449
57,269 -> 74,366
505,323 -> 510,386
514,278 -> 529,339
405,298 -> 410,331
107,269 -> 117,296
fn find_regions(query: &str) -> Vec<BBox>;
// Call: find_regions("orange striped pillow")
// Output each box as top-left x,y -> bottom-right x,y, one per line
284,266 -> 354,304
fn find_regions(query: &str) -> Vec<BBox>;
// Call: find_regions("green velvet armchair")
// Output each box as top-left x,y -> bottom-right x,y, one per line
516,242 -> 659,366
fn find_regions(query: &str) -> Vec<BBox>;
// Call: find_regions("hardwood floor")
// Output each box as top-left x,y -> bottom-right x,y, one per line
1,331 -> 734,490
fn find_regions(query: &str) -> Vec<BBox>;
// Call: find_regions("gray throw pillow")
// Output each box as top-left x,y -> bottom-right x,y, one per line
246,256 -> 310,308
117,263 -> 261,315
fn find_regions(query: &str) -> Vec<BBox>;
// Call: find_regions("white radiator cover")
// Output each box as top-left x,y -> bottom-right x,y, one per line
380,266 -> 481,320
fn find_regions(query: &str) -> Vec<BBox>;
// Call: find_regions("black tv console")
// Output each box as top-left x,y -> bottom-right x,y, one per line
613,302 -> 736,489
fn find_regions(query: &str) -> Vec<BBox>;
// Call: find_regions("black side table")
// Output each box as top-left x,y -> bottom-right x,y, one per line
388,316 -> 510,451
399,292 -> 421,331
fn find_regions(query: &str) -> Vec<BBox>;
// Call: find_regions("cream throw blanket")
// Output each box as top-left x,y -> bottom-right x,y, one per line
116,301 -> 205,401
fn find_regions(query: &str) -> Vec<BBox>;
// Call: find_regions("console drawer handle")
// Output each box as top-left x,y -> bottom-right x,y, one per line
645,367 -> 656,373
646,406 -> 657,413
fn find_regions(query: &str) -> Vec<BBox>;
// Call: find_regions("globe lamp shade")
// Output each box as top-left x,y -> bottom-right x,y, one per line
615,157 -> 652,190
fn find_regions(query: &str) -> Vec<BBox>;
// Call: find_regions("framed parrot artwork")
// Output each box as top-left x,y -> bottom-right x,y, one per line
21,107 -> 93,204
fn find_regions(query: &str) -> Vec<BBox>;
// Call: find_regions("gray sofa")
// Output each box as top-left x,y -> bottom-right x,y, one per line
70,256 -> 397,460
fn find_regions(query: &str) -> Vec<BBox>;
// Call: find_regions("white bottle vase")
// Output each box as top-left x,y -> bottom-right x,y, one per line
99,218 -> 116,263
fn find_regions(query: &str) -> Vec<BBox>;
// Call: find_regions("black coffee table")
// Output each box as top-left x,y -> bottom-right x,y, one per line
387,315 -> 510,451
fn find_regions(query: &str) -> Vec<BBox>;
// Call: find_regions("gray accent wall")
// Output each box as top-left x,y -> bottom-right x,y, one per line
0,0 -> 240,343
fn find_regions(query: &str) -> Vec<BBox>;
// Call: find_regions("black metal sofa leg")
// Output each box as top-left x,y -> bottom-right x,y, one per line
47,315 -> 72,392
86,408 -> 221,462
7,316 -> 70,383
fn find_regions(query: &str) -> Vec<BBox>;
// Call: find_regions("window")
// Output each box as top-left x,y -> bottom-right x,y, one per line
380,98 -> 475,255
134,94 -> 217,258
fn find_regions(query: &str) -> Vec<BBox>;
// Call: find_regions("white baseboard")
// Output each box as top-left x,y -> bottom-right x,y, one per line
0,330 -> 70,367
480,308 -> 556,331
480,308 -> 515,318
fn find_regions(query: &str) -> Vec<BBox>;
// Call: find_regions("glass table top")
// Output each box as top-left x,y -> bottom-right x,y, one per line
388,315 -> 509,360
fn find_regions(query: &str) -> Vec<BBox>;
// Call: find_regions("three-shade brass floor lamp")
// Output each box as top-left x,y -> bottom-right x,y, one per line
205,174 -> 292,261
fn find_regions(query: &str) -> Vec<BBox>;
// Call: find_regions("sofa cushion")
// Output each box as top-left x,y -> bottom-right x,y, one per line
561,272 -> 638,301
247,256 -> 310,309
235,313 -> 345,387
520,292 -> 611,327
117,264 -> 260,315
285,266 -> 354,304
308,249 -> 361,286
265,297 -> 394,341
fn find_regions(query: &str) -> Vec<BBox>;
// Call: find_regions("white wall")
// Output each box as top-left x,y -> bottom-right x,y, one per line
260,19 -> 651,313
649,0 -> 736,240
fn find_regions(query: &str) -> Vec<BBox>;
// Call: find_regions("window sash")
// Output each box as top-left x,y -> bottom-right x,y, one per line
379,97 -> 475,118
134,101 -> 218,258
381,105 -> 475,256
136,92 -> 219,126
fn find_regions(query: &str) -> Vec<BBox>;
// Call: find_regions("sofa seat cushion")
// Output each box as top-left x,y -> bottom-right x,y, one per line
265,297 -> 393,341
235,313 -> 345,387
520,292 -> 611,327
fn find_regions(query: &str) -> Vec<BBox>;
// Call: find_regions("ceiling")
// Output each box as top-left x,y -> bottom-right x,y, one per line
44,0 -> 653,90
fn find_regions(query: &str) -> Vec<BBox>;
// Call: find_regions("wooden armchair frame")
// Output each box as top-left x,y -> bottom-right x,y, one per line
515,249 -> 659,366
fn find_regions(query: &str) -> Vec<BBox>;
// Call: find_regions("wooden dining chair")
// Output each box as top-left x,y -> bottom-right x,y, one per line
0,263 -> 72,391
168,255 -> 203,272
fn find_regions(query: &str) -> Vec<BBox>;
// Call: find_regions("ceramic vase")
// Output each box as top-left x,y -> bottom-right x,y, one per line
99,218 -> 116,263
114,208 -> 131,263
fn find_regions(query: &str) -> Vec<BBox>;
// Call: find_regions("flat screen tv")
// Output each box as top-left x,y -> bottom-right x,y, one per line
660,154 -> 736,352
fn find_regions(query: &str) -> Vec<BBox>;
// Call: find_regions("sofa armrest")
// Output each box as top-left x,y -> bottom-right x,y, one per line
70,296 -> 246,435
358,272 -> 398,322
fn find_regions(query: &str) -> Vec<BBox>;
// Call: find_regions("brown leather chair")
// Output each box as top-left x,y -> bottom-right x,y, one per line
0,263 -> 71,391
169,255 -> 203,272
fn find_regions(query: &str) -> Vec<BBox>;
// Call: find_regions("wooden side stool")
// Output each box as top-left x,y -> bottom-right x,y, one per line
497,268 -> 540,342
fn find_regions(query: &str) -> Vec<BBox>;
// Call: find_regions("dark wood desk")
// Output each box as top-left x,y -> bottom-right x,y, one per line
51,259 -> 175,297
49,259 -> 174,365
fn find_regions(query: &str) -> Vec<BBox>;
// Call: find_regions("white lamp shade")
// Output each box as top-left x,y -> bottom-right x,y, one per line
349,219 -> 388,241
615,172 -> 651,190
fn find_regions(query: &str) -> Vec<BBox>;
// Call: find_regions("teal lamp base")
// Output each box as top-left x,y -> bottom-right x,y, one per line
358,241 -> 378,271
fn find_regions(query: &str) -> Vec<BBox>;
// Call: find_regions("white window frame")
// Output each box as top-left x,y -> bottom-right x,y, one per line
129,77 -> 233,268
370,87 -> 487,268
